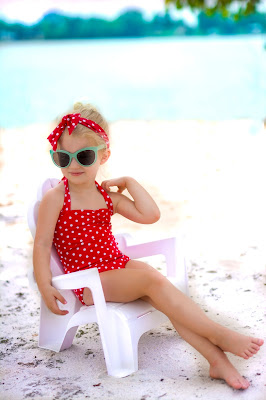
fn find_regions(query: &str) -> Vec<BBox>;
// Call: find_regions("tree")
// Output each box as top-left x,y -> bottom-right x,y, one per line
112,10 -> 147,37
165,0 -> 263,17
38,13 -> 69,39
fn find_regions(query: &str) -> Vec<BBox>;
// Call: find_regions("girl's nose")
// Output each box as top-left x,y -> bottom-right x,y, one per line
69,157 -> 79,167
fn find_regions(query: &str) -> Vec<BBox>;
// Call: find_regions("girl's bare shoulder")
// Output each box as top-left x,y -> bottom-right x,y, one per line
41,181 -> 65,210
35,181 -> 65,237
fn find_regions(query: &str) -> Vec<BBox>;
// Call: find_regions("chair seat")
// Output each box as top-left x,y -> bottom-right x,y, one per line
67,300 -> 164,332
79,299 -> 157,322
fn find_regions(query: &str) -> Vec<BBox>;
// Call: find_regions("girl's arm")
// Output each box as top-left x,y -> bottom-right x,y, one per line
33,185 -> 68,315
101,177 -> 160,224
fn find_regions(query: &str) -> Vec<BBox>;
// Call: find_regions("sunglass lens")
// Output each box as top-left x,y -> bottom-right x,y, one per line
77,150 -> 95,166
53,152 -> 70,167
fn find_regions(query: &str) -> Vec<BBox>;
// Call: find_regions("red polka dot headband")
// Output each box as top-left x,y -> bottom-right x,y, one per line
47,113 -> 110,151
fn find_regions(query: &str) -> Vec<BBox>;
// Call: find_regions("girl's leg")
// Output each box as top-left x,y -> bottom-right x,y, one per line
123,262 -> 251,389
166,319 -> 250,390
126,261 -> 263,359
139,293 -> 250,388
83,260 -> 263,359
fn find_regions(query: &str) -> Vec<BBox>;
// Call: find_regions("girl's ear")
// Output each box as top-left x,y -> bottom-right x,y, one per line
100,149 -> 111,165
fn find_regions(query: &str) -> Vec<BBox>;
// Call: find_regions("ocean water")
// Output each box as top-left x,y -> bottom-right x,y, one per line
0,35 -> 265,128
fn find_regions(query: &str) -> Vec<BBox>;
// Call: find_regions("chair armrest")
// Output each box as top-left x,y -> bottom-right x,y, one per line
122,235 -> 189,294
52,268 -> 107,308
123,236 -> 180,275
52,268 -> 109,321
52,268 -> 100,291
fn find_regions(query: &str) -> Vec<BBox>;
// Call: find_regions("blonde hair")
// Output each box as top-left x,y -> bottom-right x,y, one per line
58,102 -> 110,148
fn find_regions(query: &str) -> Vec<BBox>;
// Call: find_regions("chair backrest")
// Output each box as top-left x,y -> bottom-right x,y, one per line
27,178 -> 67,291
28,178 -> 60,233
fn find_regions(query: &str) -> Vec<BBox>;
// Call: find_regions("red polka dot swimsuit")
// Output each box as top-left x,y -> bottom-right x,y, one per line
53,177 -> 130,305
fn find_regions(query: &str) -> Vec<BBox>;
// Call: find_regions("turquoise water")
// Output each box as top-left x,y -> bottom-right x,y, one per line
0,35 -> 265,128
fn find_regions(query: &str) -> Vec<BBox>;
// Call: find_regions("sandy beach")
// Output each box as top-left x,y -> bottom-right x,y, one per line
0,119 -> 265,399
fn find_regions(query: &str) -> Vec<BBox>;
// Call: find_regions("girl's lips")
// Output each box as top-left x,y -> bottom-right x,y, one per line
69,172 -> 84,176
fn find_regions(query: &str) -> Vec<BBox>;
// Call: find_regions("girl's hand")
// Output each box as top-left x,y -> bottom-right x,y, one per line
101,177 -> 128,194
40,285 -> 69,316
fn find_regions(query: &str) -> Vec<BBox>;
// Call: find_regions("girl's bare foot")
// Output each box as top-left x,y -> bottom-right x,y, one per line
209,355 -> 250,390
211,328 -> 264,359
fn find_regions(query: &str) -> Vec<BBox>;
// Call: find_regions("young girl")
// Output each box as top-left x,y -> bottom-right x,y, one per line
33,102 -> 263,390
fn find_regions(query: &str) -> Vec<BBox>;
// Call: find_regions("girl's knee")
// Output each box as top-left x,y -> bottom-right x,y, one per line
146,269 -> 168,293
125,259 -> 155,272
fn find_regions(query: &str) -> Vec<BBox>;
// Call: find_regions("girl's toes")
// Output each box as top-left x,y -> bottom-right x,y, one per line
229,377 -> 249,390
249,347 -> 257,354
253,338 -> 264,346
244,350 -> 253,358
240,378 -> 250,390
230,379 -> 242,390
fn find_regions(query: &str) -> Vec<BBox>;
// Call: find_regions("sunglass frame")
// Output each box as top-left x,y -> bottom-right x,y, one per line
50,145 -> 106,168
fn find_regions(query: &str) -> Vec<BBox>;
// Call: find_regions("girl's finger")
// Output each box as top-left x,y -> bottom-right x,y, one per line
53,289 -> 67,305
101,180 -> 110,191
52,302 -> 69,315
47,297 -> 68,315
57,294 -> 67,305
102,181 -> 117,192
54,298 -> 69,315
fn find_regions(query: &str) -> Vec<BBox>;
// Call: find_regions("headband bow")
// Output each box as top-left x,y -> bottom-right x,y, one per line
47,113 -> 110,150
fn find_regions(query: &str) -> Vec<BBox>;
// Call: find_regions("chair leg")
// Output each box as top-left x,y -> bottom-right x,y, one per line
38,299 -> 78,352
101,305 -> 169,377
59,326 -> 79,351
100,312 -> 139,378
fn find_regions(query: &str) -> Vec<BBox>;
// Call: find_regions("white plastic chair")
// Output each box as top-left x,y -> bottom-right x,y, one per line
28,178 -> 188,378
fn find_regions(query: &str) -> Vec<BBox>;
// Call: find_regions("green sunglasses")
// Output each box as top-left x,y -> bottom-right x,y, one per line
50,145 -> 105,168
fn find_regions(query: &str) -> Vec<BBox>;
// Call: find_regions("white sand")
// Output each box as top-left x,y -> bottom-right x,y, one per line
0,120 -> 265,399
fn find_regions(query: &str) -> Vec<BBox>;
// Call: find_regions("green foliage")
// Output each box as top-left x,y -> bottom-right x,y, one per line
113,10 -> 147,36
0,7 -> 265,41
165,0 -> 262,17
197,9 -> 266,33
